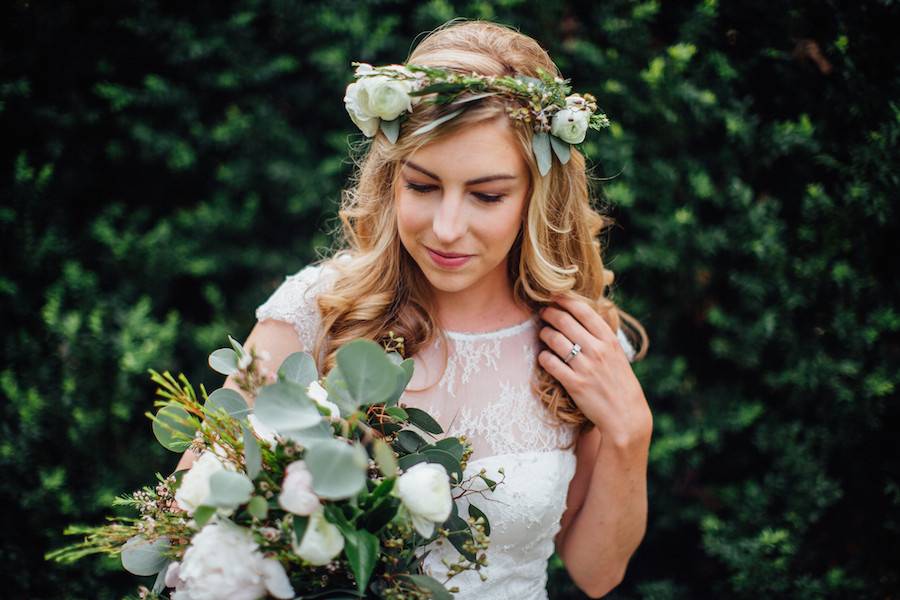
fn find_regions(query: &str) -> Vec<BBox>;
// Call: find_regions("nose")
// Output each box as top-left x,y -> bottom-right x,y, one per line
432,189 -> 467,245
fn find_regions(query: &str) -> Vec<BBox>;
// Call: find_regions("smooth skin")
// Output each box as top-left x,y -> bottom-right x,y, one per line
176,116 -> 651,598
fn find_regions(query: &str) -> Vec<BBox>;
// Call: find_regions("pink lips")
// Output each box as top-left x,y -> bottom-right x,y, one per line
426,246 -> 473,269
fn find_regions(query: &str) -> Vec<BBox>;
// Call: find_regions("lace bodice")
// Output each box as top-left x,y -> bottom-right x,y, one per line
255,259 -> 637,599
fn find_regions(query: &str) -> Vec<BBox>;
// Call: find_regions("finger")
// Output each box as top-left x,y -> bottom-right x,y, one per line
551,293 -> 617,344
539,323 -> 581,366
540,304 -> 593,349
537,348 -> 576,384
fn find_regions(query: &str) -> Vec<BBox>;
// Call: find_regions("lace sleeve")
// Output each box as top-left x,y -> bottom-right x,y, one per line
616,327 -> 637,363
255,263 -> 334,352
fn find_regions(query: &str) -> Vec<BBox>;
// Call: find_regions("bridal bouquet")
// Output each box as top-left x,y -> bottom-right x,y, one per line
47,333 -> 502,599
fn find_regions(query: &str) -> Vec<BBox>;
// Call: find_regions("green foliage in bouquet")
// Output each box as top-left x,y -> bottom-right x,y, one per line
47,334 -> 503,599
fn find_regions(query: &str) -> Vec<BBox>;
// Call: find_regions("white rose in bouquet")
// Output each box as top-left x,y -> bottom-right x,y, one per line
395,462 -> 453,538
278,460 -> 320,516
292,505 -> 345,566
550,107 -> 591,144
175,450 -> 234,515
248,413 -> 278,449
167,519 -> 294,600
306,380 -> 341,418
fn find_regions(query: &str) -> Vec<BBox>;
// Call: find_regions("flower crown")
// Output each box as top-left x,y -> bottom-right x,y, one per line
343,61 -> 610,177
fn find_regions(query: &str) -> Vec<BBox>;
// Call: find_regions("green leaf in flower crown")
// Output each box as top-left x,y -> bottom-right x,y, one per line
532,131 -> 552,176
404,407 -> 443,434
121,535 -> 171,576
277,351 -> 318,387
410,107 -> 465,136
380,117 -> 401,144
242,425 -> 261,479
422,447 -> 463,483
207,471 -> 254,509
335,339 -> 398,406
152,404 -> 197,452
253,380 -> 321,432
205,388 -> 250,419
304,439 -> 367,500
208,348 -> 238,376
549,133 -> 572,165
401,574 -> 454,600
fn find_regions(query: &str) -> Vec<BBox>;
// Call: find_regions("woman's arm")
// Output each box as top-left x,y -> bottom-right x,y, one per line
557,425 -> 650,598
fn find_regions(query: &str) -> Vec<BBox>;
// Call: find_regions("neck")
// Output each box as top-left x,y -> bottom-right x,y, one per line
430,258 -> 530,331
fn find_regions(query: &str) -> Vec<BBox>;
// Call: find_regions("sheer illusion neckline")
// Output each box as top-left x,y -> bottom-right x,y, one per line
443,314 -> 539,340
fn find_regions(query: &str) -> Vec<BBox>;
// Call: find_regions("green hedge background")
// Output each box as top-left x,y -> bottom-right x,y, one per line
3,1 -> 898,598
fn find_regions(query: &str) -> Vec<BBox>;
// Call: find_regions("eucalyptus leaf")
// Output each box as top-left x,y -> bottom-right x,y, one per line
193,505 -> 216,527
335,339 -> 398,406
324,365 -> 358,416
243,425 -> 262,479
208,348 -> 238,376
402,574 -> 454,600
152,404 -> 196,453
151,561 -> 170,593
372,437 -> 398,478
532,132 -> 552,176
341,528 -> 379,596
397,452 -> 427,472
434,437 -> 465,461
421,447 -> 463,483
248,495 -> 268,520
385,406 -> 408,421
227,334 -> 246,359
207,471 -> 254,508
278,420 -> 333,447
397,430 -> 427,453
254,380 -> 321,432
305,439 -> 367,500
404,407 -> 442,434
121,535 -> 170,576
380,117 -> 400,144
450,91 -> 498,105
205,388 -> 250,419
549,134 -> 572,165
444,513 -> 476,561
468,503 -> 490,536
384,358 -> 414,407
278,351 -> 318,387
410,107 -> 465,136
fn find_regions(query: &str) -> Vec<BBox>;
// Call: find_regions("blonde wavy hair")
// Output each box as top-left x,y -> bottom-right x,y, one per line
310,19 -> 648,446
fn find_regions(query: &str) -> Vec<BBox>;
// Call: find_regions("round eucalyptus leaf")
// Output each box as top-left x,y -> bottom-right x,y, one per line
254,380 -> 321,432
305,439 -> 367,500
324,364 -> 359,416
208,348 -> 238,376
335,339 -> 398,406
243,425 -> 262,479
549,133 -> 572,165
278,420 -> 334,447
152,405 -> 196,453
278,351 -> 318,387
121,535 -> 171,576
206,388 -> 250,419
207,470 -> 254,508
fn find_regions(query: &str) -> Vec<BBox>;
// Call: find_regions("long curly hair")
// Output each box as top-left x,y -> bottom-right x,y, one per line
310,18 -> 648,447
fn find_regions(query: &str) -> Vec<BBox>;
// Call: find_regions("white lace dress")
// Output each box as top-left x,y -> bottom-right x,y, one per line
255,261 -> 637,600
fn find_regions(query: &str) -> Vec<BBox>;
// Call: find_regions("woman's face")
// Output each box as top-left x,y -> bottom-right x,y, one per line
394,116 -> 530,297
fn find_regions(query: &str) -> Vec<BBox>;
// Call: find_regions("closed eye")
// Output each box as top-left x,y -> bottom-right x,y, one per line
404,182 -> 505,204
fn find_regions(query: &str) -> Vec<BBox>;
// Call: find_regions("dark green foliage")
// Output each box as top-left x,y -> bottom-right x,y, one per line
2,1 -> 898,598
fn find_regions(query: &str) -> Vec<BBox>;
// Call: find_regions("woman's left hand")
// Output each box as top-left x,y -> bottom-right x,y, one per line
537,294 -> 652,449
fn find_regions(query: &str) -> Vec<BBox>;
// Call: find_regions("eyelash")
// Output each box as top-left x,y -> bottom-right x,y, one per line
404,182 -> 505,204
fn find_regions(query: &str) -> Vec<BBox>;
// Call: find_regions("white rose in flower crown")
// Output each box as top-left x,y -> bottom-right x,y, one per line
292,505 -> 345,566
394,461 -> 453,538
550,107 -> 592,144
175,450 -> 235,515
167,520 -> 294,600
306,380 -> 341,418
278,460 -> 320,516
344,64 -> 420,137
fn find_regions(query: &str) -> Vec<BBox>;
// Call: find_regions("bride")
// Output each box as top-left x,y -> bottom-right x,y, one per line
178,19 -> 651,600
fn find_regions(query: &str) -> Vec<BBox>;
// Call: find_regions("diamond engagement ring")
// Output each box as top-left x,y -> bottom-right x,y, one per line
563,342 -> 582,364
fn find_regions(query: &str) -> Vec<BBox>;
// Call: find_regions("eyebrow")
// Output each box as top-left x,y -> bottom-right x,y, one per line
402,160 -> 518,185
